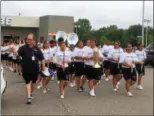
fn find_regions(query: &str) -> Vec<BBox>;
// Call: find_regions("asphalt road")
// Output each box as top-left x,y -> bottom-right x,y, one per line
1,66 -> 153,115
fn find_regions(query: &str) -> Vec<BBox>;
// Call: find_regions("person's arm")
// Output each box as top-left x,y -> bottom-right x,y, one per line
17,46 -> 23,56
36,48 -> 45,71
99,49 -> 103,61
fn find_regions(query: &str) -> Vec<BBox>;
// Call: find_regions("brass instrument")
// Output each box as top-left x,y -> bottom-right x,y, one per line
93,47 -> 101,68
55,31 -> 67,42
67,33 -> 79,46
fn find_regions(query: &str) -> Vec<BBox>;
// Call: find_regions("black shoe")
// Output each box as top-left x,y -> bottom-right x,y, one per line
14,70 -> 16,73
26,98 -> 32,105
19,73 -> 21,75
80,86 -> 86,91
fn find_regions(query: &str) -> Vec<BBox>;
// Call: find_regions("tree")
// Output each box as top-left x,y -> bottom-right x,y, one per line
74,18 -> 92,41
74,18 -> 153,46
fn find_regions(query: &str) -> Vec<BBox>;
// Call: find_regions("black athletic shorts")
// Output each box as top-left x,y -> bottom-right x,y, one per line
22,72 -> 39,84
68,62 -> 75,75
103,60 -> 110,69
121,67 -> 137,81
1,54 -> 4,60
57,67 -> 69,80
110,62 -> 121,75
136,64 -> 145,75
85,65 -> 102,80
49,62 -> 58,71
8,57 -> 13,61
4,54 -> 9,60
74,62 -> 84,77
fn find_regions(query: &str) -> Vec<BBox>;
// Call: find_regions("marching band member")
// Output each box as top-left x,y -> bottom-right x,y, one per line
108,41 -> 124,91
4,42 -> 10,69
1,43 -> 5,66
12,40 -> 20,73
80,39 -> 91,91
101,40 -> 112,81
54,38 -> 71,98
8,40 -> 15,71
83,38 -> 103,97
68,44 -> 76,87
40,40 -> 53,93
73,40 -> 85,91
135,43 -> 146,90
119,43 -> 142,97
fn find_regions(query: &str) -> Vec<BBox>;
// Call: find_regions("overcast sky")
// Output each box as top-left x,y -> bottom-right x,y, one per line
1,1 -> 153,29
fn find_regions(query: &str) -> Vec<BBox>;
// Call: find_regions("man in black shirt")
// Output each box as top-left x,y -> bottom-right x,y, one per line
17,33 -> 45,104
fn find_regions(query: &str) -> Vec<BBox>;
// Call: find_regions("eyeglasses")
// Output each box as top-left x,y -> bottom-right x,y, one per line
27,39 -> 33,41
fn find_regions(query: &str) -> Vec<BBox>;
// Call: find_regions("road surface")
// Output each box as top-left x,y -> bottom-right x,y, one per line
1,67 -> 153,115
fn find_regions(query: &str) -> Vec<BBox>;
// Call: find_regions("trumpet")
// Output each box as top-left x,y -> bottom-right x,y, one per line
93,47 -> 101,68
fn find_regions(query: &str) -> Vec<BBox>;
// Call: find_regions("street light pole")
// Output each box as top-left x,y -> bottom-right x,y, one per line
144,19 -> 151,47
141,0 -> 145,45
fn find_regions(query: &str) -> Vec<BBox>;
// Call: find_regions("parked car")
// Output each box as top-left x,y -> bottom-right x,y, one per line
1,66 -> 7,94
144,42 -> 154,67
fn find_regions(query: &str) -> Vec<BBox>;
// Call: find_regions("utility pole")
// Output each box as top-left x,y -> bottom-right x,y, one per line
141,0 -> 145,45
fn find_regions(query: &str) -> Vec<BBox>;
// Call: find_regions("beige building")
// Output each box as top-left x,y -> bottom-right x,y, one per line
1,15 -> 74,42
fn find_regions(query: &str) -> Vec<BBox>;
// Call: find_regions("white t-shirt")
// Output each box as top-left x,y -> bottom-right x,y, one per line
41,48 -> 53,60
83,47 -> 103,66
12,45 -> 19,60
73,47 -> 84,62
4,46 -> 9,54
8,44 -> 15,57
83,46 -> 90,52
55,50 -> 71,67
69,49 -> 75,62
134,49 -> 147,62
108,48 -> 124,63
119,52 -> 138,68
1,46 -> 5,55
52,46 -> 69,55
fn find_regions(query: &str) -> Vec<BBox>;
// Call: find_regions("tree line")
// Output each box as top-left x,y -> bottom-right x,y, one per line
74,18 -> 153,47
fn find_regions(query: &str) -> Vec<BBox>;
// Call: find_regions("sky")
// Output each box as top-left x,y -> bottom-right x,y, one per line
1,1 -> 153,29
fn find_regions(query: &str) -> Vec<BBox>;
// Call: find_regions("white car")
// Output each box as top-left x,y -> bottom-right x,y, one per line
1,66 -> 7,94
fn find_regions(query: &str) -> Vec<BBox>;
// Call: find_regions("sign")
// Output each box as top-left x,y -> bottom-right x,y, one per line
1,17 -> 12,26
48,32 -> 56,36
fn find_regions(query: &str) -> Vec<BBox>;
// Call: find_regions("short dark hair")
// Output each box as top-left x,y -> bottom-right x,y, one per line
90,36 -> 97,43
58,37 -> 64,43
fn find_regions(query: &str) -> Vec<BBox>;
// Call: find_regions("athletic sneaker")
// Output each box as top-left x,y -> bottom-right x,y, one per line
69,83 -> 74,87
80,86 -> 86,91
37,84 -> 42,89
137,85 -> 143,90
105,78 -> 109,81
60,95 -> 64,99
89,89 -> 96,97
57,81 -> 60,84
113,88 -> 118,92
43,88 -> 47,94
77,88 -> 83,92
26,98 -> 32,104
117,81 -> 120,85
30,93 -> 34,99
116,84 -> 119,90
127,92 -> 133,97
